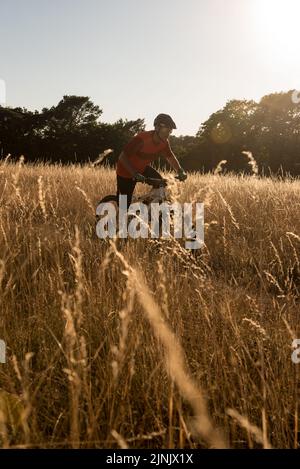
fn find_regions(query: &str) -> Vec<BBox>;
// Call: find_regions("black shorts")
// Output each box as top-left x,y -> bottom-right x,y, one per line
116,166 -> 163,208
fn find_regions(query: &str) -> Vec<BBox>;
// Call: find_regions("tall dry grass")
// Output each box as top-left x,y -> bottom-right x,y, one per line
0,157 -> 299,448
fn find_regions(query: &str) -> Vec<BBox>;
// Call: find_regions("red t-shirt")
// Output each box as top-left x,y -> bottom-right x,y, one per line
116,130 -> 173,178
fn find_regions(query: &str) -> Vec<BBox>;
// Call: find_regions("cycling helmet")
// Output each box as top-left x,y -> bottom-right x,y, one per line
153,113 -> 177,129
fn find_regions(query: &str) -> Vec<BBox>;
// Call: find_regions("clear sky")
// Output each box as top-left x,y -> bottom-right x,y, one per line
1,0 -> 300,136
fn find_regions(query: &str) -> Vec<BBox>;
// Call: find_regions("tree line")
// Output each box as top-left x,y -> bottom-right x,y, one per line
0,90 -> 299,175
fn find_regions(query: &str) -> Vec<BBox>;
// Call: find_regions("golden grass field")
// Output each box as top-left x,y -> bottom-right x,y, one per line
0,156 -> 299,449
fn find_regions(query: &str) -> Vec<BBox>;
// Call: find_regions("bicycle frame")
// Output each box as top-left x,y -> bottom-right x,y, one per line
132,176 -> 177,205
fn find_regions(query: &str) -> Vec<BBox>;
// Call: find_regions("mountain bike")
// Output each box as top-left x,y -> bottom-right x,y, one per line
97,175 -> 174,207
95,175 -> 201,250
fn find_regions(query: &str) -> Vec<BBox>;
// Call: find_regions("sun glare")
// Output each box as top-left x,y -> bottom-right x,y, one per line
253,0 -> 300,67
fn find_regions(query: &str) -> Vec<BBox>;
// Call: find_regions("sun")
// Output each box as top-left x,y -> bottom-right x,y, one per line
256,0 -> 299,30
252,0 -> 300,67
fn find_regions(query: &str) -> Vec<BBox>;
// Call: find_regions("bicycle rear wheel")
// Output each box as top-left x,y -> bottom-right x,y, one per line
97,194 -> 118,205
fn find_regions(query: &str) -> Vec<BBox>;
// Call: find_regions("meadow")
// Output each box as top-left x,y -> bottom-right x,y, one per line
0,156 -> 299,448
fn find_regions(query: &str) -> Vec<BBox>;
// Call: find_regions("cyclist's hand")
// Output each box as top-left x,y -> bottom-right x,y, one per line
133,172 -> 145,183
177,168 -> 187,181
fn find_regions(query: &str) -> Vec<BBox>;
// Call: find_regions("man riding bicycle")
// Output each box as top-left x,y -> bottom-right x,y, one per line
116,113 -> 187,208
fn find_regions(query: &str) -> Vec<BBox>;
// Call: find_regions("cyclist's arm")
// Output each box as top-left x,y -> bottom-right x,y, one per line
162,141 -> 182,172
164,152 -> 182,172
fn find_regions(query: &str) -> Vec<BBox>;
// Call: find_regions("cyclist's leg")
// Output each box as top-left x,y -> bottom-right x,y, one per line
143,166 -> 163,180
116,174 -> 136,209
